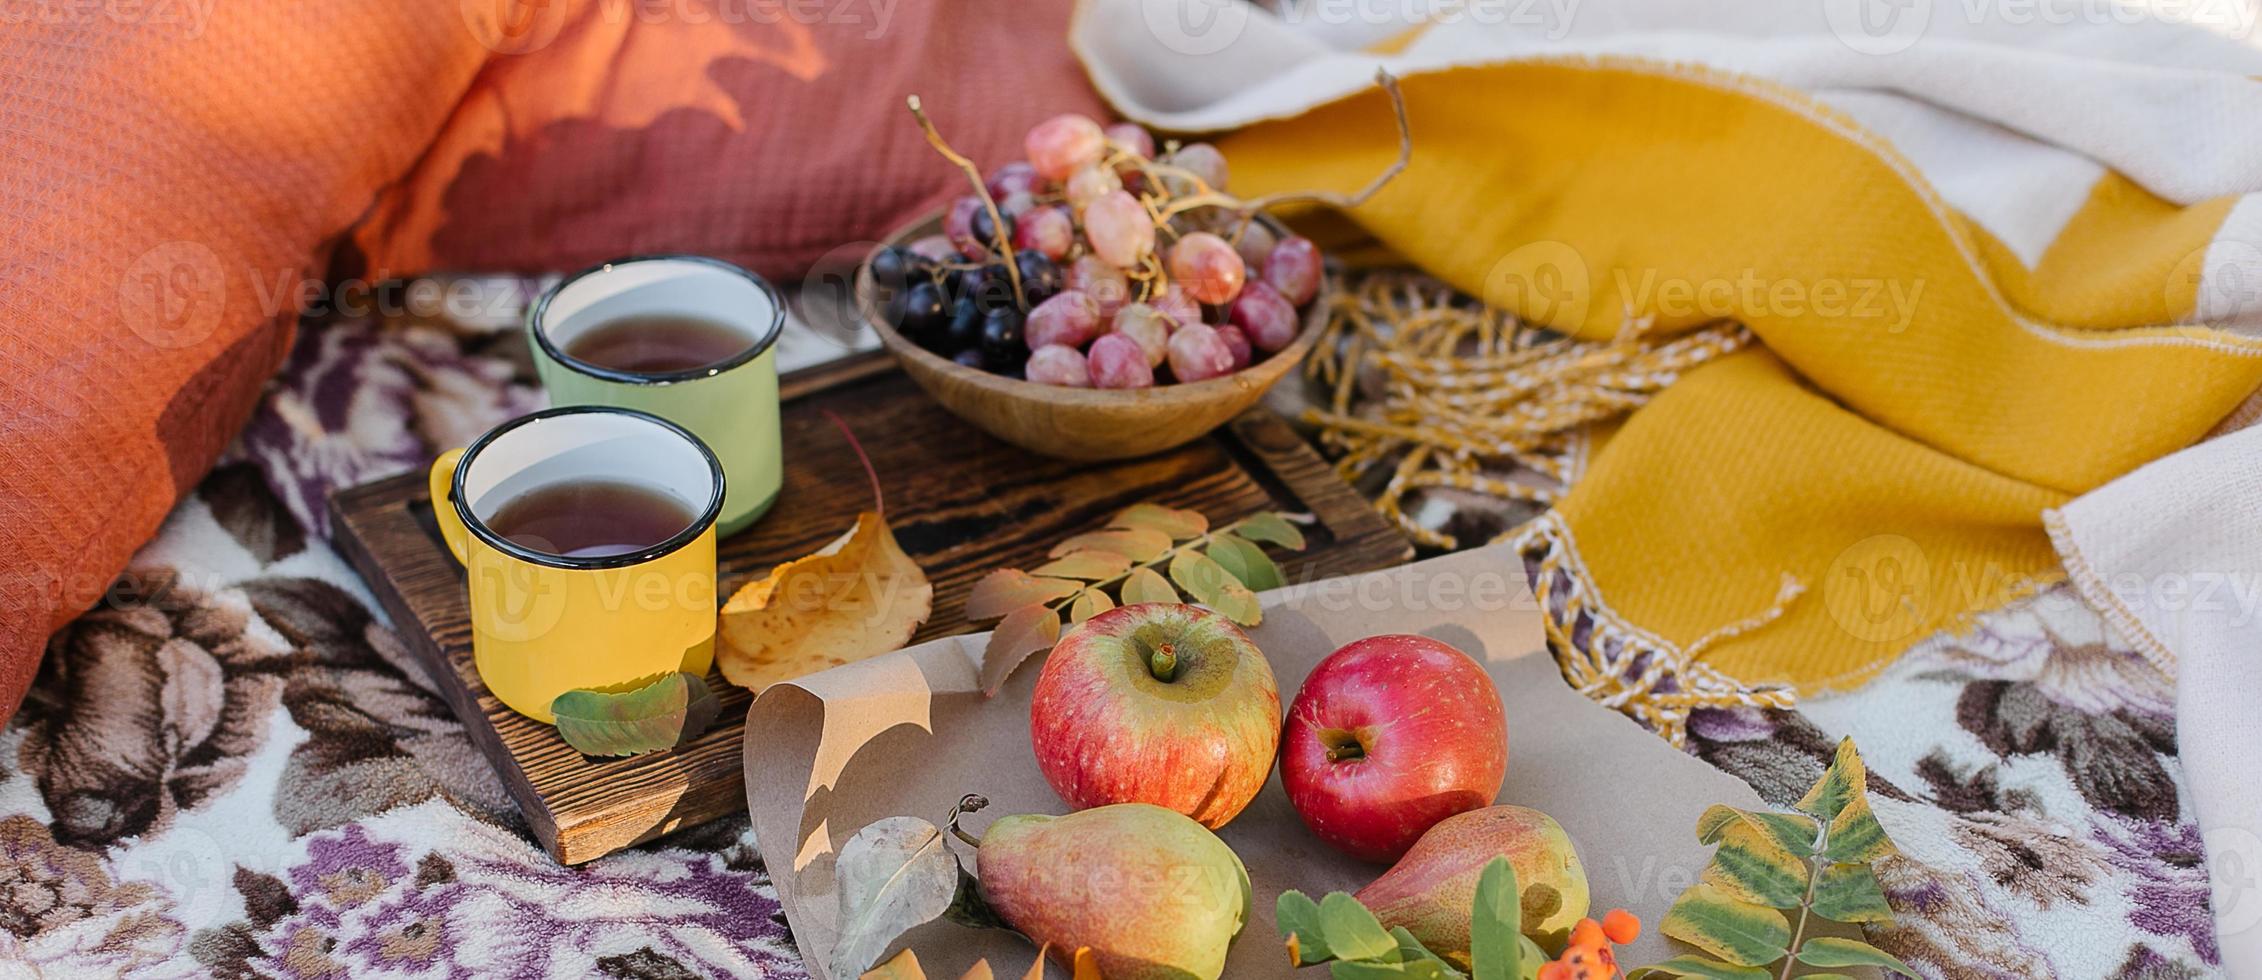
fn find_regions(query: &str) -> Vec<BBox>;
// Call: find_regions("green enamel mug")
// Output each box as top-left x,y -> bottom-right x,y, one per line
528,255 -> 785,537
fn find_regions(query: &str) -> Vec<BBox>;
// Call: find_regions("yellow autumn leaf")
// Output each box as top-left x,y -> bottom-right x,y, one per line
718,511 -> 933,692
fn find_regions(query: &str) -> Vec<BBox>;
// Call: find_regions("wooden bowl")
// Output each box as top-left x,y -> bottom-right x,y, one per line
856,211 -> 1328,461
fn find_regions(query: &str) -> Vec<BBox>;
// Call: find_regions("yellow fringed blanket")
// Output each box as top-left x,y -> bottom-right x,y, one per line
1074,2 -> 2262,735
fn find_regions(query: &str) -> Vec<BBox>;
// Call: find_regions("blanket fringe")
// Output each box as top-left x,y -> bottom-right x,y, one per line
1505,512 -> 1798,746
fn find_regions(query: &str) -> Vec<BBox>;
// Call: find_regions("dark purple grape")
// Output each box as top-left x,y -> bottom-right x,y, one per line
894,281 -> 948,344
971,207 -> 1015,256
967,263 -> 1019,314
870,245 -> 928,289
980,307 -> 1027,370
1015,251 -> 1062,306
952,348 -> 985,369
943,294 -> 983,353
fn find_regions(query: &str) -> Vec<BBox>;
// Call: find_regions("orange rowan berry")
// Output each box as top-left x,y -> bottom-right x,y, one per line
1569,917 -> 1606,949
1601,907 -> 1641,944
1538,963 -> 1572,980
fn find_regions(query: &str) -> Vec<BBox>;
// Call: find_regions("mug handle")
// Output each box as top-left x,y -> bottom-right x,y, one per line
428,447 -> 470,565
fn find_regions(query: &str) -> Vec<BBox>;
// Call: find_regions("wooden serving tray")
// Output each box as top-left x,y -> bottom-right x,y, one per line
330,353 -> 1411,864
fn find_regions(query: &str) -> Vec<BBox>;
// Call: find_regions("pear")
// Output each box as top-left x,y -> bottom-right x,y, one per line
1353,805 -> 1590,961
976,803 -> 1251,980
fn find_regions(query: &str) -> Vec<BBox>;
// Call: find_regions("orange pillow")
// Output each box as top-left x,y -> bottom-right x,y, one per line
0,3 -> 490,723
351,0 -> 1109,282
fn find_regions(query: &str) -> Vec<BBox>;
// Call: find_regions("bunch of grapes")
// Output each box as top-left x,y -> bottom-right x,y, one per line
874,113 -> 1325,389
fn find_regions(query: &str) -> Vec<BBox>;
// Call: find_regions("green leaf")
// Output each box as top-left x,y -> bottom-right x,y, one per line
827,816 -> 963,976
1695,805 -> 1819,855
550,672 -> 720,757
979,603 -> 1062,696
1331,959 -> 1460,980
1470,858 -> 1520,980
1659,882 -> 1791,967
1809,862 -> 1894,924
1051,528 -> 1172,562
1516,937 -> 1546,980
1109,503 -> 1209,540
1632,955 -> 1770,979
1206,533 -> 1285,591
1699,821 -> 1809,909
1068,590 -> 1114,625
1119,566 -> 1179,605
965,570 -> 1080,620
1387,927 -> 1461,974
1318,892 -> 1397,961
1823,788 -> 1894,865
1032,550 -> 1133,581
1794,737 -> 1867,824
1169,549 -> 1263,625
1279,890 -> 1334,965
1236,511 -> 1308,550
1795,937 -> 1919,977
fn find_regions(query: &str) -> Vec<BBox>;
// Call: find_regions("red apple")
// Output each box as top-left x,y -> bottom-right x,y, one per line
1280,634 -> 1507,862
1029,603 -> 1281,828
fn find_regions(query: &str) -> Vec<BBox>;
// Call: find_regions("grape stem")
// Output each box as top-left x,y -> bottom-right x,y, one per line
906,95 -> 1027,310
1156,69 -> 1411,232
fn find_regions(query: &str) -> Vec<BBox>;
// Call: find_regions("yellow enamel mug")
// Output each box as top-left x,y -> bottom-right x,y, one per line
427,406 -> 723,722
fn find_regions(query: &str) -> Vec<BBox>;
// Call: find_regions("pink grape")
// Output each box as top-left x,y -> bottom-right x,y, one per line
1026,114 -> 1105,182
907,234 -> 956,262
1083,191 -> 1156,269
1167,322 -> 1236,382
944,196 -> 985,258
1104,122 -> 1156,159
1233,222 -> 1278,271
1111,303 -> 1172,367
1087,333 -> 1155,389
988,161 -> 1039,199
1026,290 -> 1101,350
1065,165 -> 1122,214
1026,344 -> 1093,387
998,190 -> 1037,219
1169,142 -> 1229,191
1067,255 -> 1134,317
1230,281 -> 1299,352
1151,284 -> 1201,328
1167,232 -> 1245,305
1215,324 -> 1253,370
1263,235 -> 1323,306
1015,205 -> 1074,261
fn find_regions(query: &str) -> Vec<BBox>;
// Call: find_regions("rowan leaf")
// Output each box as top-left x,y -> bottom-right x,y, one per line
1207,533 -> 1284,591
1169,549 -> 1262,626
1470,858 -> 1521,980
1809,861 -> 1893,924
979,603 -> 1061,696
965,569 -> 1080,621
1119,567 -> 1180,605
1317,892 -> 1396,960
1794,937 -> 1918,976
1823,787 -> 1894,865
1069,590 -> 1114,624
549,672 -> 720,757
1659,883 -> 1791,967
1278,891 -> 1333,965
1031,550 -> 1133,581
1108,503 -> 1209,540
1695,805 -> 1819,856
1235,511 -> 1307,550
1633,955 -> 1769,979
1698,820 -> 1809,909
717,512 -> 934,692
1051,528 -> 1172,562
1794,737 -> 1867,824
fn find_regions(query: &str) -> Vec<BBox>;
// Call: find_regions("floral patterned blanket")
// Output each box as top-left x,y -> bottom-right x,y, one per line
0,290 -> 2222,978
